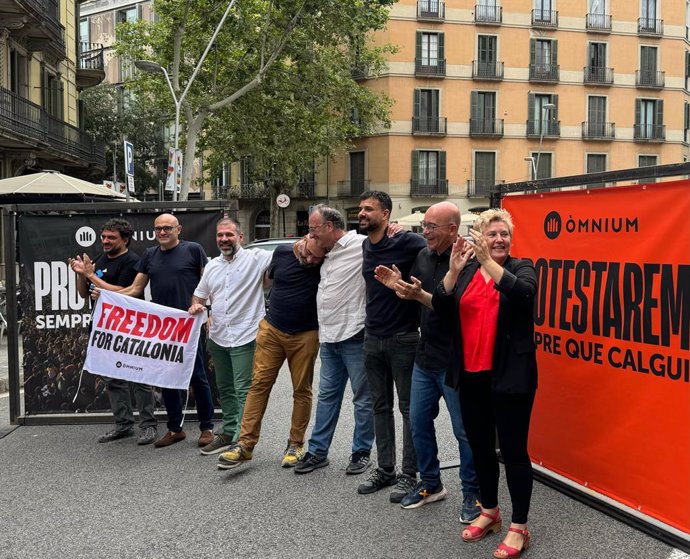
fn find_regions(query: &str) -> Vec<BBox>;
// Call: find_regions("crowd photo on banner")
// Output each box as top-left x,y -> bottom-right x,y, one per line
17,183 -> 689,553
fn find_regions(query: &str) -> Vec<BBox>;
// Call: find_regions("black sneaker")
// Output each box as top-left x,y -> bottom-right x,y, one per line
390,473 -> 417,503
400,481 -> 448,509
346,451 -> 371,475
294,452 -> 330,474
357,467 -> 397,495
97,428 -> 134,443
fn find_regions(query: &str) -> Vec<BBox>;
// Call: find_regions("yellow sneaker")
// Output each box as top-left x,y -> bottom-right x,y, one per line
218,444 -> 253,469
281,443 -> 305,468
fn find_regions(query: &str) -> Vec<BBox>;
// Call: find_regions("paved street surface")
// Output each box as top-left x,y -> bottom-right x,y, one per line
0,340 -> 687,559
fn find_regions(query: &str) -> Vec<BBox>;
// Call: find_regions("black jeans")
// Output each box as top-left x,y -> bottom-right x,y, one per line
363,331 -> 419,477
459,372 -> 535,524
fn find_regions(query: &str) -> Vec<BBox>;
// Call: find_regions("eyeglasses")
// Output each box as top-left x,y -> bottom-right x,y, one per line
153,225 -> 176,233
308,222 -> 330,234
420,221 -> 452,232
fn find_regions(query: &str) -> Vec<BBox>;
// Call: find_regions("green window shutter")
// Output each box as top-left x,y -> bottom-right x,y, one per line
438,33 -> 445,63
551,40 -> 558,66
439,151 -> 447,183
530,39 -> 536,65
634,98 -> 641,128
412,150 -> 420,182
413,89 -> 421,119
655,99 -> 664,126
471,90 -> 479,121
551,93 -> 559,121
416,31 -> 422,62
431,89 -> 439,118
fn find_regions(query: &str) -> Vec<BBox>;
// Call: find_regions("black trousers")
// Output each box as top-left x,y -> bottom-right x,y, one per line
458,372 -> 535,524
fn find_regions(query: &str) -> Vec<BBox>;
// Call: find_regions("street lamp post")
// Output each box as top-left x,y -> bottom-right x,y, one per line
134,60 -> 180,202
524,156 -> 537,179
134,0 -> 237,202
535,102 -> 556,181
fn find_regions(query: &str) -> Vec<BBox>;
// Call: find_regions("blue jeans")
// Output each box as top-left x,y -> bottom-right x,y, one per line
363,331 -> 418,477
161,336 -> 214,433
308,330 -> 374,457
410,363 -> 479,494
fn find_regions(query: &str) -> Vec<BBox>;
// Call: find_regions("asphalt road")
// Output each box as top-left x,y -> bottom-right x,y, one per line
0,358 -> 686,559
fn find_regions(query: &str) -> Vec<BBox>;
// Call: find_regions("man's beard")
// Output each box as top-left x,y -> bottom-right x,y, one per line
220,244 -> 238,258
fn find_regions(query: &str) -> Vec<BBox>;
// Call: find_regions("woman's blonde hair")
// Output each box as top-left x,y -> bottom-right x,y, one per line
473,208 -> 514,236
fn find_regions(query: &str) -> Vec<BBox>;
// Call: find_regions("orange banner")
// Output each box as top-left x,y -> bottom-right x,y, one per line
503,180 -> 690,535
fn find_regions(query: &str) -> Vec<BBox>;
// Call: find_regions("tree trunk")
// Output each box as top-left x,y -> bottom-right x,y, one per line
178,109 -> 207,201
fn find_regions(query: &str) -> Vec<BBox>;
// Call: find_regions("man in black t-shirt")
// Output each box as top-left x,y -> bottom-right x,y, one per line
70,218 -> 157,445
117,213 -> 215,449
217,238 -> 325,469
357,191 -> 427,503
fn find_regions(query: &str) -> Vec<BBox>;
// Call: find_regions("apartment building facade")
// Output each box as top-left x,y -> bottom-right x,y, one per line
323,0 -> 690,230
0,0 -> 106,179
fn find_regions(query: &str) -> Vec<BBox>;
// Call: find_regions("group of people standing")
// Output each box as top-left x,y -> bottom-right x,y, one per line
70,191 -> 538,559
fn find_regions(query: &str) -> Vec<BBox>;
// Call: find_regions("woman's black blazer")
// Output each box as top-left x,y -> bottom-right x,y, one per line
432,256 -> 538,395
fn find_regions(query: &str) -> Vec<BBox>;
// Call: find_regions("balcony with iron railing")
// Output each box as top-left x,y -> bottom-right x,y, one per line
232,183 -> 271,198
638,17 -> 663,36
16,0 -> 65,56
586,13 -> 612,32
467,179 -> 500,198
526,120 -> 561,137
636,70 -> 665,89
584,66 -> 614,85
415,58 -> 446,77
337,179 -> 370,197
410,179 -> 448,197
582,121 -> 615,140
0,86 -> 105,168
77,43 -> 106,90
412,116 -> 447,135
634,123 -> 665,141
532,9 -> 558,28
294,180 -> 316,198
469,118 -> 504,137
417,0 -> 445,20
351,65 -> 369,81
472,60 -> 504,80
529,63 -> 559,82
474,4 -> 502,25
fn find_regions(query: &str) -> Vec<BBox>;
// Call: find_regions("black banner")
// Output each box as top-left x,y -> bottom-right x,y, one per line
18,210 -> 222,415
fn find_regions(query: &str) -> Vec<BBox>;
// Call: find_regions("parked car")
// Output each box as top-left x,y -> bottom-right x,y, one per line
244,237 -> 298,252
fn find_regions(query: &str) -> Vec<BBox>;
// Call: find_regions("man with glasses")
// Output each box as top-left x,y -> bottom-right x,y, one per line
118,213 -> 215,449
374,201 -> 480,522
292,204 -> 376,476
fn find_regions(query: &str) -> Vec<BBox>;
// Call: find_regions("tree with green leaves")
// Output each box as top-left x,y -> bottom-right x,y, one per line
115,0 -> 395,212
81,83 -> 167,196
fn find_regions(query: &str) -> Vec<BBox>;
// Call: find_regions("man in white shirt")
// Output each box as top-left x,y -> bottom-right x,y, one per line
294,204 -> 375,476
189,218 -> 273,455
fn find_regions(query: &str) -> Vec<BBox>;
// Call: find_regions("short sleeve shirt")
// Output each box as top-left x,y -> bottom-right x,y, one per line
136,240 -> 207,310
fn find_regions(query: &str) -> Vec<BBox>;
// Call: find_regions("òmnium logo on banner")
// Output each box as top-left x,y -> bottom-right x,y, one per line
543,211 -> 639,240
75,226 -> 97,247
544,211 -> 562,239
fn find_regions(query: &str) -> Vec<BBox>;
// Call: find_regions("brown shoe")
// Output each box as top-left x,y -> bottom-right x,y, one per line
154,430 -> 186,447
198,429 -> 214,447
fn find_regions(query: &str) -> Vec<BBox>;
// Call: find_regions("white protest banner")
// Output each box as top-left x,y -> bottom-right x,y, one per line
83,290 -> 206,390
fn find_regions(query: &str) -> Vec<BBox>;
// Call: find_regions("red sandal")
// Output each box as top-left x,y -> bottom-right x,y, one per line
460,508 -> 502,542
493,527 -> 531,558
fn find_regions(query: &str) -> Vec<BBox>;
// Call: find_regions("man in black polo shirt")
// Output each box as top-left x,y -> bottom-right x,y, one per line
374,201 -> 481,521
217,237 -> 325,469
356,191 -> 427,503
70,218 -> 157,445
